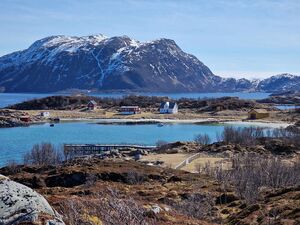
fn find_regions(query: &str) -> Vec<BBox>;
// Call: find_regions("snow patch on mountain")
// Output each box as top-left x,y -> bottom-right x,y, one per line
0,34 -> 299,93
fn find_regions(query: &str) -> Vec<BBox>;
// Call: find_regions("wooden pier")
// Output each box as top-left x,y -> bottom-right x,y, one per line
64,144 -> 156,159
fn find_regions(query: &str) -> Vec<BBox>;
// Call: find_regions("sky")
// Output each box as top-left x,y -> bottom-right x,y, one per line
0,0 -> 299,79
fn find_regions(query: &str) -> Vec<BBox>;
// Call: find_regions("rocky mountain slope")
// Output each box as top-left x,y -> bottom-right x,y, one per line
0,35 -> 217,92
257,73 -> 300,92
0,34 -> 299,93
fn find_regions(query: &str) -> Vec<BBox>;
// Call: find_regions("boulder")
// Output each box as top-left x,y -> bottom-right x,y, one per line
286,122 -> 300,133
0,175 -> 65,225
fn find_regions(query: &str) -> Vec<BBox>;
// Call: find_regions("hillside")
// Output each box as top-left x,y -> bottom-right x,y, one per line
258,90 -> 300,104
7,95 -> 267,112
0,35 -> 217,93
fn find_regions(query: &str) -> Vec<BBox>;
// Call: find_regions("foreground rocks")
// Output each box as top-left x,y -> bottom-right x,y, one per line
0,175 -> 64,225
1,160 -> 219,224
1,158 -> 299,225
287,121 -> 300,133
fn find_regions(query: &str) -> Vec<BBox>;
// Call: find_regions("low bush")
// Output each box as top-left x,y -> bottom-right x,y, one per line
23,142 -> 63,166
58,189 -> 156,225
194,134 -> 211,145
5,160 -> 21,175
156,140 -> 168,147
198,153 -> 300,204
221,126 -> 264,146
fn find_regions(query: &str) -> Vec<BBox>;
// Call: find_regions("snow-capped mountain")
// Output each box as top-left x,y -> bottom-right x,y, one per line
0,35 -> 218,92
212,77 -> 255,92
0,35 -> 299,93
256,73 -> 300,92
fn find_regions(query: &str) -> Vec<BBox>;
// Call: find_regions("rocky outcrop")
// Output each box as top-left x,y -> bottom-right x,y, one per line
0,109 -> 41,128
198,138 -> 299,156
0,175 -> 65,225
0,110 -> 28,128
287,121 -> 300,133
258,90 -> 300,104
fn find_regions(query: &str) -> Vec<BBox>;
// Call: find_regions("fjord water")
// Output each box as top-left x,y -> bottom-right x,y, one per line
0,92 -> 270,108
0,121 -> 273,166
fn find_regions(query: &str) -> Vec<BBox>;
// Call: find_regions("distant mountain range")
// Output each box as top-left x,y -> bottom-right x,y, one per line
0,34 -> 299,93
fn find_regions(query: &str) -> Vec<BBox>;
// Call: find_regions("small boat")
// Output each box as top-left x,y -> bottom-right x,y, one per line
50,124 -> 54,127
157,123 -> 164,127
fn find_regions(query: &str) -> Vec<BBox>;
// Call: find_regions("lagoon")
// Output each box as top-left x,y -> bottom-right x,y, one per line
0,92 -> 270,108
276,105 -> 300,110
0,120 -> 281,166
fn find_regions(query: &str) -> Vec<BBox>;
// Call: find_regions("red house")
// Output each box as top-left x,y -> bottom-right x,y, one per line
20,116 -> 31,122
87,100 -> 97,110
120,106 -> 141,115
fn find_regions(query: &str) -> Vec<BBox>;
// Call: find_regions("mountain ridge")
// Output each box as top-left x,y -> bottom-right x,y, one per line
0,34 -> 299,93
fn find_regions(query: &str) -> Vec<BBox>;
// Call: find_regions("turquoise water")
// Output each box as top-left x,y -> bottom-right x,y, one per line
276,105 -> 300,110
0,92 -> 270,108
0,121 -> 255,166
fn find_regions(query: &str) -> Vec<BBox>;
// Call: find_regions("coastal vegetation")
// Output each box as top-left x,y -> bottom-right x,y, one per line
1,1 -> 299,224
7,95 -> 266,111
1,126 -> 299,224
1,95 -> 299,224
23,143 -> 63,166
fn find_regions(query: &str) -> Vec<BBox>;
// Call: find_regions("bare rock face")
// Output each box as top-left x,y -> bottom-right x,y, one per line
0,175 -> 64,225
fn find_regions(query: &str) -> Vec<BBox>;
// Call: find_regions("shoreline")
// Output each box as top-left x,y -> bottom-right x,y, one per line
59,117 -> 291,127
1,116 -> 292,129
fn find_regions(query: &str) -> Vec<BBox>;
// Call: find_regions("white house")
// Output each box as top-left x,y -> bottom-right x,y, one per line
40,111 -> 50,117
159,102 -> 178,114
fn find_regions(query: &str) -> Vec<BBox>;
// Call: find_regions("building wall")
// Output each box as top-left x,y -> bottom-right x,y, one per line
160,108 -> 168,113
160,104 -> 178,114
248,112 -> 269,119
41,112 -> 50,117
168,105 -> 178,114
120,107 -> 141,114
120,111 -> 136,115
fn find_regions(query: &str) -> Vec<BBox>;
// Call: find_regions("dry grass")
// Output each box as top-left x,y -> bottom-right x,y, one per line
181,155 -> 230,173
140,153 -> 191,168
140,153 -> 230,172
24,109 -> 247,121
20,106 -> 293,123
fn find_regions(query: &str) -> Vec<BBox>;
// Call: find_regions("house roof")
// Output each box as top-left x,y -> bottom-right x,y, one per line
249,109 -> 269,114
160,102 -> 177,109
88,100 -> 97,105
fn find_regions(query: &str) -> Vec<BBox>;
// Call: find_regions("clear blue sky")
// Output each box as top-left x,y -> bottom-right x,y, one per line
0,0 -> 299,78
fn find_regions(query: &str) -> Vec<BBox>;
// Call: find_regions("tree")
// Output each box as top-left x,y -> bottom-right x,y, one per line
23,142 -> 63,166
194,134 -> 211,145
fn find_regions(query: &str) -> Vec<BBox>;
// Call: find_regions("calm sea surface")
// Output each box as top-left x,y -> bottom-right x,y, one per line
276,105 -> 300,110
0,92 -> 270,108
0,91 -> 272,166
0,121 -> 276,166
